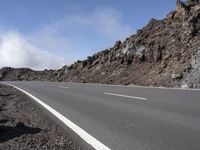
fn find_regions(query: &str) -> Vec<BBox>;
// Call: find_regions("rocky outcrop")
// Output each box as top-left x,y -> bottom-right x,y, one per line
0,67 -> 58,81
0,0 -> 200,88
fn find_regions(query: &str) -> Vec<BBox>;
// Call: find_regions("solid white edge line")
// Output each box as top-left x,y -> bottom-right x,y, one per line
104,92 -> 147,101
6,84 -> 111,150
58,86 -> 70,89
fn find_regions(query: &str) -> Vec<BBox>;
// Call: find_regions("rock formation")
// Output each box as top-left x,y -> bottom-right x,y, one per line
1,0 -> 200,88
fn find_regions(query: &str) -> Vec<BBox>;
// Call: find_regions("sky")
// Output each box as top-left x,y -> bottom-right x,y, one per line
0,0 -> 177,70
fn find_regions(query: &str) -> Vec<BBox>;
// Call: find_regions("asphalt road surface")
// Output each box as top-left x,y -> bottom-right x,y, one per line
2,81 -> 200,150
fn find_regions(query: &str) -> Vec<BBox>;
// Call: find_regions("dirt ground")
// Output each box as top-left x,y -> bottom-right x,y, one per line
0,84 -> 82,150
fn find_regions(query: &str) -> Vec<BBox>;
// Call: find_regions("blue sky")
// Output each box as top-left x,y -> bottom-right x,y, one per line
0,0 -> 177,70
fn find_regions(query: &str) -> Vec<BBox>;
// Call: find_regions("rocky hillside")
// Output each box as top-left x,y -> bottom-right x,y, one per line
1,0 -> 200,88
0,67 -> 65,81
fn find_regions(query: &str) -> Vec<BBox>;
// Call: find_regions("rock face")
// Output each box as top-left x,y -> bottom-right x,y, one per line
0,0 -> 200,88
0,67 -> 67,82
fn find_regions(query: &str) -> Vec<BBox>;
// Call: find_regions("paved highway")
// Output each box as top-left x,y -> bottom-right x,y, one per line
3,81 -> 200,150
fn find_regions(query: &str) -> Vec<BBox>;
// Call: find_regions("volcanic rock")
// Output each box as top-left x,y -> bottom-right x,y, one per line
1,0 -> 200,88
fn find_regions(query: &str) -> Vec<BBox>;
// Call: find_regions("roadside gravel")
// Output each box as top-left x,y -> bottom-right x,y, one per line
0,84 -> 83,150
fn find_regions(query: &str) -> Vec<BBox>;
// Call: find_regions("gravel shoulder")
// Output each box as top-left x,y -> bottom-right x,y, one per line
0,84 -> 91,150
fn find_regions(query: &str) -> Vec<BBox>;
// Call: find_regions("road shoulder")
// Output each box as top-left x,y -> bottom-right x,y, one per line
0,84 -> 92,150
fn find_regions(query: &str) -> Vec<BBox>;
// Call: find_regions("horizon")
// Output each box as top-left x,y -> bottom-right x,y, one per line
0,0 -> 177,70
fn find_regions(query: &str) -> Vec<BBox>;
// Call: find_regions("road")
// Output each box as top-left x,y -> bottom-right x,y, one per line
3,81 -> 200,150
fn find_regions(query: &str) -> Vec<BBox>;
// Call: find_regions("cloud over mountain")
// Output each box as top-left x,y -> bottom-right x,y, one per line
0,30 -> 66,70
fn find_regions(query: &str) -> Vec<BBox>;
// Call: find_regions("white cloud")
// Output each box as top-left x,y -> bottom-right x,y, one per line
28,27 -> 76,54
65,7 -> 133,39
0,7 -> 134,70
27,6 -> 134,59
0,30 -> 66,70
41,7 -> 133,39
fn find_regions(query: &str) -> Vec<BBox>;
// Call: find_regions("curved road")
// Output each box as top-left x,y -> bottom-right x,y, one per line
3,81 -> 200,150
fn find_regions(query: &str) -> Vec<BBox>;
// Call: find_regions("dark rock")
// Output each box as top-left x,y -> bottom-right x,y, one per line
187,0 -> 200,6
113,41 -> 121,50
171,73 -> 183,80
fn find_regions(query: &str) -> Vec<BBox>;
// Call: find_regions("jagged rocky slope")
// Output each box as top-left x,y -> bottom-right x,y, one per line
0,0 -> 200,88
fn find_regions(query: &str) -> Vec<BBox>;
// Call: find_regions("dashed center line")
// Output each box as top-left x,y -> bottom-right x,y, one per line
58,86 -> 70,89
104,92 -> 147,101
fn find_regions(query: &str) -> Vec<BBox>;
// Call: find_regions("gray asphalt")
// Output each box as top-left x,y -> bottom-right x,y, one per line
3,81 -> 200,150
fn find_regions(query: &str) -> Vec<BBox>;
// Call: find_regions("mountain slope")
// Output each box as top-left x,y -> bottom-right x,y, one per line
1,0 -> 200,88
56,0 -> 200,87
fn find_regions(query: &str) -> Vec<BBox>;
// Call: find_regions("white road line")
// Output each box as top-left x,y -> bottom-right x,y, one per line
7,84 -> 111,150
58,86 -> 70,89
69,82 -> 200,91
104,92 -> 147,101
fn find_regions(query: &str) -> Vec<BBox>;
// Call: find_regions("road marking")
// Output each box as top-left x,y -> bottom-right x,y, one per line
104,92 -> 147,101
7,84 -> 111,150
3,81 -> 200,91
69,82 -> 200,91
58,86 -> 70,89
